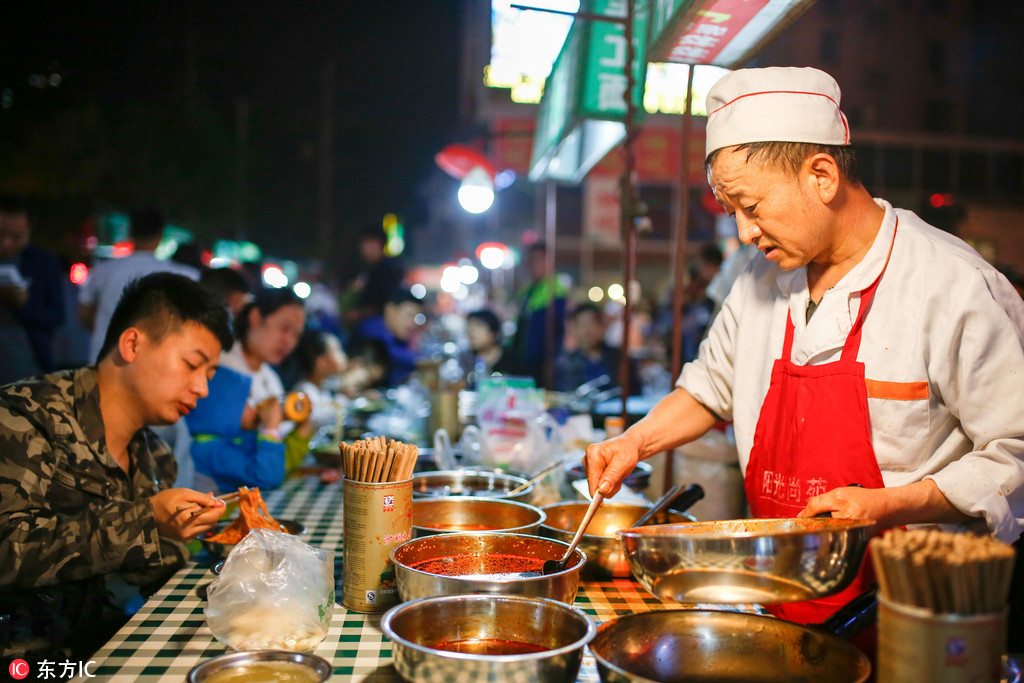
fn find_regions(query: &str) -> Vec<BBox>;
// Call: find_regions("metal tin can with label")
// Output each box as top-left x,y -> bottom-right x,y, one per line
342,477 -> 413,612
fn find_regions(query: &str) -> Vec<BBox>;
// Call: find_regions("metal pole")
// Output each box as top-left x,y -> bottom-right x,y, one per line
544,179 -> 558,389
618,0 -> 637,424
664,65 -> 695,494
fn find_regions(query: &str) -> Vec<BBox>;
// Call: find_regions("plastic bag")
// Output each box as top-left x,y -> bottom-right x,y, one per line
473,384 -> 556,473
205,528 -> 335,651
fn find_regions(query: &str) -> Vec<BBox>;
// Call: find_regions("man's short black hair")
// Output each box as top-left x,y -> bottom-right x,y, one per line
98,272 -> 233,360
570,302 -> 602,321
233,286 -> 304,342
705,142 -> 861,184
359,222 -> 388,246
467,309 -> 502,337
385,288 -> 422,308
201,266 -> 251,299
0,194 -> 35,226
130,206 -> 166,241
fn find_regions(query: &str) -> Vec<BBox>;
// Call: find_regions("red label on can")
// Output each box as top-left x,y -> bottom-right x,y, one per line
383,494 -> 394,512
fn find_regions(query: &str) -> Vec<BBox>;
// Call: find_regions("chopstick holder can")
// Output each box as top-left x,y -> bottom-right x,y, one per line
342,477 -> 412,612
877,594 -> 1006,682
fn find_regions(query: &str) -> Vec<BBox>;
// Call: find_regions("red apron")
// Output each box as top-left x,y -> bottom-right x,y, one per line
744,221 -> 897,627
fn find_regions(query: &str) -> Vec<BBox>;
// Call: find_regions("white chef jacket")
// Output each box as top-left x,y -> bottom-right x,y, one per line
679,199 -> 1024,543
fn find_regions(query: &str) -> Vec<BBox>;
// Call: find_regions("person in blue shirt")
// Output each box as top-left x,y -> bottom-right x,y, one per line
348,289 -> 421,388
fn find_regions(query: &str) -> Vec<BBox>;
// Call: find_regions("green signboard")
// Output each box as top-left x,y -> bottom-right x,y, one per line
530,0 -> 650,183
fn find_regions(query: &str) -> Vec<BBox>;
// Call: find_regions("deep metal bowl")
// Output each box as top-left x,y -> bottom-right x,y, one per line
390,532 -> 586,604
620,517 -> 874,604
539,503 -> 696,579
198,519 -> 306,559
590,609 -> 870,683
382,594 -> 596,683
413,497 -> 546,537
412,470 -> 535,503
186,649 -> 332,683
565,460 -> 652,492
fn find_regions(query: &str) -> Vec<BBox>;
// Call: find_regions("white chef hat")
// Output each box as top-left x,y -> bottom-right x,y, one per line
705,66 -> 850,157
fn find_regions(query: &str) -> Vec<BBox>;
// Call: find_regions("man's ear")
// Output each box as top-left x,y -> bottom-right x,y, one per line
805,153 -> 841,204
118,327 -> 144,363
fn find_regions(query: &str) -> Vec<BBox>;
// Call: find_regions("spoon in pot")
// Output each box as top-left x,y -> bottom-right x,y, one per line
631,483 -> 705,528
543,490 -> 606,575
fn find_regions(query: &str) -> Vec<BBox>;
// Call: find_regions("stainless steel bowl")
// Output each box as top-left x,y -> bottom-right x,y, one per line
412,470 -> 535,503
620,517 -> 874,604
413,497 -> 546,537
382,594 -> 596,683
390,532 -> 585,604
186,649 -> 331,682
198,519 -> 306,559
539,503 -> 696,579
590,609 -> 870,683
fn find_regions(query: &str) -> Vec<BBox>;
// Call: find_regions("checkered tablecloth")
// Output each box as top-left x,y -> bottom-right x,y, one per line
81,477 -> 749,682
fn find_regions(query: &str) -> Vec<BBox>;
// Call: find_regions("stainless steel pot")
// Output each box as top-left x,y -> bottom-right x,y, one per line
620,517 -> 873,604
382,594 -> 595,683
390,532 -> 585,604
539,503 -> 695,579
590,607 -> 872,683
412,470 -> 535,503
413,497 -> 546,537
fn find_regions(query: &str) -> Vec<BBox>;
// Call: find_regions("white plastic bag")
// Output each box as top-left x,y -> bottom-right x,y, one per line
205,528 -> 335,651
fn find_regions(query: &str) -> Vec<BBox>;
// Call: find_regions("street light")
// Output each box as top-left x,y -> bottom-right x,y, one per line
457,166 -> 495,214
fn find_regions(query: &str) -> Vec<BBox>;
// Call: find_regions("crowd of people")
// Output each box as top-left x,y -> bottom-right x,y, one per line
0,196 -> 721,660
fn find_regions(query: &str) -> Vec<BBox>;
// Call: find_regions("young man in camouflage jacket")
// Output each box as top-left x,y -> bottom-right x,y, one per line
0,272 -> 234,660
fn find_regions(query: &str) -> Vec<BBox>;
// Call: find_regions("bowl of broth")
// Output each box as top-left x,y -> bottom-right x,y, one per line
382,594 -> 595,683
390,532 -> 585,604
186,650 -> 331,683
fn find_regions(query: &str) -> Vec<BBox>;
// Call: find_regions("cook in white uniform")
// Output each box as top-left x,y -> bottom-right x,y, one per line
586,66 -> 1024,545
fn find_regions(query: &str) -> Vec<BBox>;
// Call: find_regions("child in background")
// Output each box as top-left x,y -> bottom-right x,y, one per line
280,328 -> 348,473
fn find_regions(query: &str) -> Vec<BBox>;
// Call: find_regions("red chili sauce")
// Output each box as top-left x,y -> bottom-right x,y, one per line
431,638 -> 550,655
409,552 -> 546,577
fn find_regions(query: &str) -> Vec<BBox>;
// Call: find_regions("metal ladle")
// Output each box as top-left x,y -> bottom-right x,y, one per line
542,491 -> 605,574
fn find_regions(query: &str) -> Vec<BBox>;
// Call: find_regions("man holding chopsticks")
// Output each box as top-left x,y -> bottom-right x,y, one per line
586,67 -> 1024,629
0,272 -> 235,660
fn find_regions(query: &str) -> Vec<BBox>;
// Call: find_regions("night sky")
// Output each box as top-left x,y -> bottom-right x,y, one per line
1,2 -> 462,269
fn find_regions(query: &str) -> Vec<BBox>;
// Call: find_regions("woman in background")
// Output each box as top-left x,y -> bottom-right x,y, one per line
186,287 -> 304,491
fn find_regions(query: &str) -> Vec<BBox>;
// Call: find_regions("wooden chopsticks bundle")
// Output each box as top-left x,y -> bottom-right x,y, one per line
870,528 -> 1016,615
340,436 -> 419,483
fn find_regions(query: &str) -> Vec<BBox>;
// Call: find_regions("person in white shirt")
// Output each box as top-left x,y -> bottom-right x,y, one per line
585,67 -> 1024,629
78,207 -> 199,362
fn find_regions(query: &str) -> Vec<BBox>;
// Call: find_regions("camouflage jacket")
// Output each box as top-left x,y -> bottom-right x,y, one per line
0,366 -> 182,592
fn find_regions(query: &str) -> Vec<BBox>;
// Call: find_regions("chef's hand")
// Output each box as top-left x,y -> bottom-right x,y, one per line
799,479 -> 973,530
584,433 -> 641,498
799,486 -> 890,526
150,489 -> 225,542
